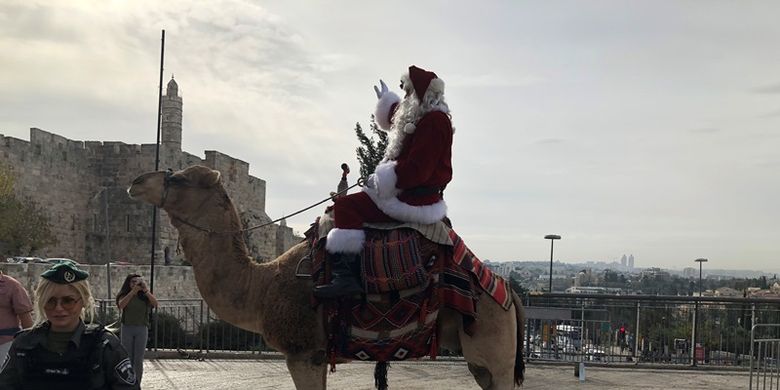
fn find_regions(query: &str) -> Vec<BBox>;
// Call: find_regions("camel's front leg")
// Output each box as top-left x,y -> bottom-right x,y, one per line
285,352 -> 328,390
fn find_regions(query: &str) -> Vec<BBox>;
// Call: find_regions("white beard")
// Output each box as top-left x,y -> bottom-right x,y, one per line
382,90 -> 450,162
382,96 -> 422,162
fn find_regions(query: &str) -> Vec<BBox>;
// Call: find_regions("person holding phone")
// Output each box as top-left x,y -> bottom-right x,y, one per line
116,274 -> 158,384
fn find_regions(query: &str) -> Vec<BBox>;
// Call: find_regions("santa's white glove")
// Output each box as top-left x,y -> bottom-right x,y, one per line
361,173 -> 379,198
373,80 -> 389,100
364,174 -> 377,189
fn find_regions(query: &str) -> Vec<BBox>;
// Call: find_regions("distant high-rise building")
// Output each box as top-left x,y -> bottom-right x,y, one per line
628,254 -> 635,269
621,254 -> 627,268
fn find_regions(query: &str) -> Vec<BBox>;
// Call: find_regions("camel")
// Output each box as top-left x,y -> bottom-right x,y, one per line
128,165 -> 525,389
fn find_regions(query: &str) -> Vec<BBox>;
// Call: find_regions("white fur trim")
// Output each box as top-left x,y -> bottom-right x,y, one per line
375,91 -> 401,131
400,72 -> 414,96
427,78 -> 445,95
363,188 -> 448,224
374,161 -> 399,199
325,228 -> 365,254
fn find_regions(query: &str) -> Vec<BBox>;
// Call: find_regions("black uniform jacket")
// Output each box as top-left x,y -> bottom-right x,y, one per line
0,320 -> 139,389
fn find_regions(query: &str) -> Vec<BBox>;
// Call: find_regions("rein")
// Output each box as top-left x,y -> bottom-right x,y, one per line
164,171 -> 364,236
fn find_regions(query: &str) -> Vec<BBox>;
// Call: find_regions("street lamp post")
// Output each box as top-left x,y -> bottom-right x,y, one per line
692,257 -> 708,366
544,235 -> 561,292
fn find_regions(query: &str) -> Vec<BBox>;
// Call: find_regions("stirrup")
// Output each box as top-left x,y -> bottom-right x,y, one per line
295,255 -> 312,278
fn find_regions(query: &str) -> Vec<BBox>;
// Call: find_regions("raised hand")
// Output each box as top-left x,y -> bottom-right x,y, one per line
373,79 -> 389,100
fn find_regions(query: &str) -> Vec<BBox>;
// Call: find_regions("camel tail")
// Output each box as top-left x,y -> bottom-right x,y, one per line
374,361 -> 389,390
512,290 -> 526,386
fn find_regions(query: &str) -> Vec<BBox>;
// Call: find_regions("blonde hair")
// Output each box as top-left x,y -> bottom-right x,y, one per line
33,278 -> 96,326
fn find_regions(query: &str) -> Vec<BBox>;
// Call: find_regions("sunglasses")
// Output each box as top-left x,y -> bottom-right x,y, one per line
44,296 -> 82,310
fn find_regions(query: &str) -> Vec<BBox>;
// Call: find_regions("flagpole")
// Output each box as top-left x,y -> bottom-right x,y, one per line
150,29 -> 165,294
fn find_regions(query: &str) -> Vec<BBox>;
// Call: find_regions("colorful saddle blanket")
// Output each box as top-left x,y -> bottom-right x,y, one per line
308,220 -> 512,363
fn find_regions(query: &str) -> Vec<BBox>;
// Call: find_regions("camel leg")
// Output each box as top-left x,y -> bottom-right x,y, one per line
285,353 -> 328,390
458,296 -> 519,389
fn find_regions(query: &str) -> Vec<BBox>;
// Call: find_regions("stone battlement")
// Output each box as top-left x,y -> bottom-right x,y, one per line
1,77 -> 299,264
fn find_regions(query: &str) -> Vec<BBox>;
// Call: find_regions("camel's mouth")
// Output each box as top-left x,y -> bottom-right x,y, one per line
127,185 -> 154,203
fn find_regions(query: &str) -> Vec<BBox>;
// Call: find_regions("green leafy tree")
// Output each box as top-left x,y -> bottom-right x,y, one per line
354,116 -> 388,179
0,163 -> 57,255
508,272 -> 529,296
0,163 -> 13,198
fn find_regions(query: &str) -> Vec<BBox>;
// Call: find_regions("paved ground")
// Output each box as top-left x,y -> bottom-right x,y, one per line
141,359 -> 751,389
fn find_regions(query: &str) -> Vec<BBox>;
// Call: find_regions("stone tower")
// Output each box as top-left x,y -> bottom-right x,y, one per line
161,76 -> 182,150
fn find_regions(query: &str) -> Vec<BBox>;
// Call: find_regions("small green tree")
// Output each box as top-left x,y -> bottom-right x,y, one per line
354,115 -> 388,178
0,163 -> 57,255
508,272 -> 529,296
0,163 -> 13,198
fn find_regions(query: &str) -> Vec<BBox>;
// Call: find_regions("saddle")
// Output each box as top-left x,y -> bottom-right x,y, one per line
304,216 -> 513,365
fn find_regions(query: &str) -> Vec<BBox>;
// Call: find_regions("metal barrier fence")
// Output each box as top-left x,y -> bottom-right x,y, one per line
524,293 -> 780,367
96,293 -> 780,369
96,299 -> 268,354
750,324 -> 780,389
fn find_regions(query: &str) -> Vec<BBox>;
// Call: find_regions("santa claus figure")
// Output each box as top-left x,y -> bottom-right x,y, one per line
314,65 -> 453,299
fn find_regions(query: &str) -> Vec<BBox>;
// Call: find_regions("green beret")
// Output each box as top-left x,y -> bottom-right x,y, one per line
41,260 -> 89,284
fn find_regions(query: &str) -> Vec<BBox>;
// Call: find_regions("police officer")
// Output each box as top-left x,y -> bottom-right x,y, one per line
0,260 -> 139,389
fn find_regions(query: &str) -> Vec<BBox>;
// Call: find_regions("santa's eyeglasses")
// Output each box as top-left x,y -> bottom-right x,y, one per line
44,296 -> 82,310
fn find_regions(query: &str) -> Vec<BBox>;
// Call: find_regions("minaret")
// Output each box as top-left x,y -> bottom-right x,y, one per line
161,75 -> 182,150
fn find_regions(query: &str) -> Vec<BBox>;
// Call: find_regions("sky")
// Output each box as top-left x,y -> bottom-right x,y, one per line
0,1 -> 778,271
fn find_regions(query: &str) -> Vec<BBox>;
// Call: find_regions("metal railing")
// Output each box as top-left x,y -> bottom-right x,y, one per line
95,293 -> 780,370
750,324 -> 780,389
95,298 -> 268,354
524,293 -> 780,367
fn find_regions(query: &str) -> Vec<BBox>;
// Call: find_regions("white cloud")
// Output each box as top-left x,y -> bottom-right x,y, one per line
1,0 -> 779,270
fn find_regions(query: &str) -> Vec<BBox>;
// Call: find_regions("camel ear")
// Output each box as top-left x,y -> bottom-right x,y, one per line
200,169 -> 221,187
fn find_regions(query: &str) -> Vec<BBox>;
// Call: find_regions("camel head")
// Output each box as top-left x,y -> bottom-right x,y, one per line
127,165 -> 222,217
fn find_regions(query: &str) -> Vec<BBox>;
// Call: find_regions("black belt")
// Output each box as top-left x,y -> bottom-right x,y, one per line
403,186 -> 443,197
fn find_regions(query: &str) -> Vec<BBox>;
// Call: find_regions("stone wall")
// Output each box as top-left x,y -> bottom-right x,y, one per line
1,129 -> 99,260
0,263 -> 202,303
0,77 -> 301,264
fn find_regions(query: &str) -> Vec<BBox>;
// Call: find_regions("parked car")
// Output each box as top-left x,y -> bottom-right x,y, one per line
7,256 -> 45,263
44,257 -> 78,264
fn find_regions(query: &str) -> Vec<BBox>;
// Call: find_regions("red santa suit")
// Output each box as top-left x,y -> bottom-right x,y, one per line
326,66 -> 453,254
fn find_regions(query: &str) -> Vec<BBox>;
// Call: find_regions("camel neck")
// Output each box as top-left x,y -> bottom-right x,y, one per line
173,196 -> 269,332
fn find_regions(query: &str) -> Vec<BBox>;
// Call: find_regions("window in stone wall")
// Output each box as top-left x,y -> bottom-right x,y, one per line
126,215 -> 131,232
62,151 -> 67,161
35,144 -> 41,155
93,214 -> 98,232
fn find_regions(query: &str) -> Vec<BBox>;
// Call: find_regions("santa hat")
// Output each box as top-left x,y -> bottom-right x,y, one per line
405,65 -> 445,101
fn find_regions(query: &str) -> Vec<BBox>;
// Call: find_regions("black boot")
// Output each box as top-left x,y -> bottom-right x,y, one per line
313,253 -> 362,299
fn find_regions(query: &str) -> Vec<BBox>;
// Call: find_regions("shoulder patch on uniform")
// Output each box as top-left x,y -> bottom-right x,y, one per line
114,357 -> 137,385
0,353 -> 9,373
